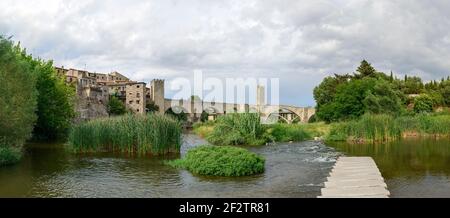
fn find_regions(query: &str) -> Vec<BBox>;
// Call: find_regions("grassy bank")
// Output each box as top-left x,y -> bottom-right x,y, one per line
68,114 -> 182,155
193,113 -> 327,146
327,114 -> 450,143
167,145 -> 265,177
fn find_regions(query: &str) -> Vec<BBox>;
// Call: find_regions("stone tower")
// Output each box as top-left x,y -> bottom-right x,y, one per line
126,82 -> 146,114
257,85 -> 266,106
151,79 -> 165,114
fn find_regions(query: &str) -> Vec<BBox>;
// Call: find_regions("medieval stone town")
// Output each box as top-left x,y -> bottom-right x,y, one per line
55,66 -> 316,124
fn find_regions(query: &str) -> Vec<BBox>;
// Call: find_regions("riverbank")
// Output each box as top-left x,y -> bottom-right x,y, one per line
194,113 -> 450,146
326,114 -> 450,143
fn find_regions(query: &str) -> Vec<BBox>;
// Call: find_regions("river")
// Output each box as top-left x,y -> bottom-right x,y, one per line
2,134 -> 449,198
0,134 -> 338,198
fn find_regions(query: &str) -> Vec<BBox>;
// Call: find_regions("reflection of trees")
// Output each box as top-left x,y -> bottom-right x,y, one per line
328,139 -> 450,179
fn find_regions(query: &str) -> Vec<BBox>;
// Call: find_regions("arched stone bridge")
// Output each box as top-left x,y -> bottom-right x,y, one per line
163,99 -> 315,124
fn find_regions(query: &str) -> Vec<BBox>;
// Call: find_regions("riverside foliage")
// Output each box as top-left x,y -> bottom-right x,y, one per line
194,113 -> 320,146
1,36 -> 75,166
68,114 -> 182,155
167,145 -> 265,177
327,114 -> 450,143
0,37 -> 38,166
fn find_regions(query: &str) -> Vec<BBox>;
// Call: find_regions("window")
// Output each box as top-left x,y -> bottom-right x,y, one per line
136,93 -> 141,98
136,100 -> 140,104
129,92 -> 133,95
129,101 -> 133,104
137,85 -> 140,88
137,109 -> 140,112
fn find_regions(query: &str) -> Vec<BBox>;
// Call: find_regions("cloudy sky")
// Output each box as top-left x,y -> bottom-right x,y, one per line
1,0 -> 450,106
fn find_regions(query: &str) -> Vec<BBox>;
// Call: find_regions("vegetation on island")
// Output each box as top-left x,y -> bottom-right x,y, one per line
68,114 -> 182,155
193,113 -> 326,146
1,36 -> 75,166
167,145 -> 265,177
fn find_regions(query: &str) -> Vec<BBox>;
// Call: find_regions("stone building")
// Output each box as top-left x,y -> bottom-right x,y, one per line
126,82 -> 146,114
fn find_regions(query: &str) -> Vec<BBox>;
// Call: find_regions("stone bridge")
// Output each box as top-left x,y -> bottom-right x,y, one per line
162,99 -> 315,124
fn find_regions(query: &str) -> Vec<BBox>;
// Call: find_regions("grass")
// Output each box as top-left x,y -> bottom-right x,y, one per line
265,123 -> 311,142
206,113 -> 268,146
167,145 -> 265,177
192,121 -> 215,138
0,146 -> 22,166
327,114 -> 450,143
68,114 -> 182,155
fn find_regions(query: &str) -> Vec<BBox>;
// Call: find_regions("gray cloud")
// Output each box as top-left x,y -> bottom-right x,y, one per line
1,0 -> 450,106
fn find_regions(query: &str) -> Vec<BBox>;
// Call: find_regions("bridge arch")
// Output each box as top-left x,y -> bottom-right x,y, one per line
265,108 -> 302,124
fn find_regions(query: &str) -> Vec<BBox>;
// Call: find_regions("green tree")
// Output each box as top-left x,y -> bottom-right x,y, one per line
363,80 -> 404,115
442,86 -> 450,107
29,60 -> 75,139
165,107 -> 188,122
355,60 -> 377,79
414,94 -> 434,114
0,37 -> 38,165
200,111 -> 209,122
146,101 -> 159,113
107,96 -> 127,115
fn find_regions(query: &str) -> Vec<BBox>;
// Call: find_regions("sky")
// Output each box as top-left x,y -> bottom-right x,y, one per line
1,0 -> 450,106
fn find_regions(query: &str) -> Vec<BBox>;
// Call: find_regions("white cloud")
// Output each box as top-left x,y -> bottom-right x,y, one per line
1,0 -> 450,106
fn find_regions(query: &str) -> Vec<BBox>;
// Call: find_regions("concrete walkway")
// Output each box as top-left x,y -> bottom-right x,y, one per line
319,157 -> 390,198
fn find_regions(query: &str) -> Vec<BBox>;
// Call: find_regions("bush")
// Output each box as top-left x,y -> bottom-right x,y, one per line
0,146 -> 22,166
414,94 -> 434,114
207,113 -> 267,146
68,114 -> 182,155
167,145 -> 265,177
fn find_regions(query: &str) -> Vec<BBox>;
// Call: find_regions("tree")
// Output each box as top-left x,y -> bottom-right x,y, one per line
146,101 -> 159,113
355,60 -> 377,79
0,36 -> 38,165
107,96 -> 127,115
200,111 -> 209,122
414,94 -> 434,114
165,108 -> 188,122
29,60 -> 75,139
363,80 -> 404,115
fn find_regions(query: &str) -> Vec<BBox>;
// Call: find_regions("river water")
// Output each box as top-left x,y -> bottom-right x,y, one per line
2,134 -> 448,198
0,134 -> 338,198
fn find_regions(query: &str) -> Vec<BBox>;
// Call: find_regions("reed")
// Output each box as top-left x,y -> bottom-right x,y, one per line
327,114 -> 450,143
206,113 -> 267,146
68,114 -> 182,155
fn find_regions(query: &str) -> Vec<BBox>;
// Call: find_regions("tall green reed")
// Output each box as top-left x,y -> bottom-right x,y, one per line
68,114 -> 182,155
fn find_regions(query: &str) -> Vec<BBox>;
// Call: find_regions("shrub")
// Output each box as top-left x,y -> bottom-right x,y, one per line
167,145 -> 265,177
414,94 -> 434,114
0,146 -> 22,166
68,114 -> 182,155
